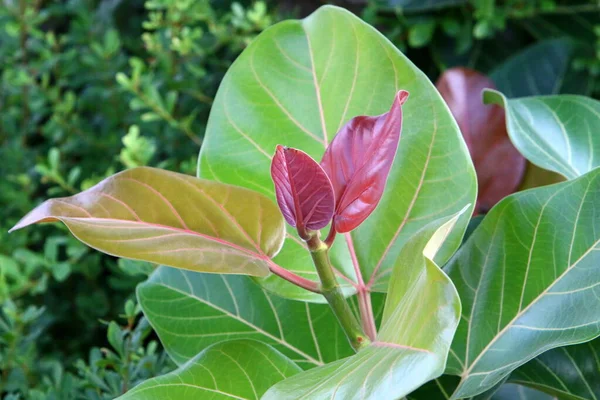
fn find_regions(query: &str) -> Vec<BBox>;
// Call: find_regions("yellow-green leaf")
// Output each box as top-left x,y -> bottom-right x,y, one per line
10,167 -> 285,277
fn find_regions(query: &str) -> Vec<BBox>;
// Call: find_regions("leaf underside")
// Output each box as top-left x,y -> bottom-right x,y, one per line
11,167 -> 286,277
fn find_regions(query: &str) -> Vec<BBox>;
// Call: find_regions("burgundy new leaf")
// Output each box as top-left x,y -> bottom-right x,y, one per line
321,90 -> 409,233
271,145 -> 335,238
436,67 -> 525,214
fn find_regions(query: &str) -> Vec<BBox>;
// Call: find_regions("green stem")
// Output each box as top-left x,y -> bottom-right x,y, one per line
308,235 -> 370,352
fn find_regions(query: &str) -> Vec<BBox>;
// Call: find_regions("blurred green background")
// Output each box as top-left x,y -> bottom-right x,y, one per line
1,0 -> 598,398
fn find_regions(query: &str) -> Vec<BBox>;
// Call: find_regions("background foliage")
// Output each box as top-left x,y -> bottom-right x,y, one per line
0,0 -> 598,398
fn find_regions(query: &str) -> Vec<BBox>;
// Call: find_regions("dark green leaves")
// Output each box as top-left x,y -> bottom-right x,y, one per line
10,167 -> 285,277
446,169 -> 600,397
510,339 -> 600,399
118,340 -> 301,400
490,38 -> 593,98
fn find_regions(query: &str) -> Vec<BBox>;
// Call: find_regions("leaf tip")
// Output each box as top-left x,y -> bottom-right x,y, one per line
396,90 -> 410,106
482,88 -> 506,108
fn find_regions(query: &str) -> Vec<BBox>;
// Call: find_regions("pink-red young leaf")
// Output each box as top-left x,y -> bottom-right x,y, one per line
9,167 -> 286,277
436,67 -> 525,214
271,145 -> 335,237
320,90 -> 409,233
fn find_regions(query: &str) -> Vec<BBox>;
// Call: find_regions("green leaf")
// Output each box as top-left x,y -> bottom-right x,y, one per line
107,321 -> 124,357
262,211 -> 463,399
198,5 -> 476,300
407,375 -> 508,400
445,169 -> 600,397
117,339 -> 301,400
11,167 -> 285,277
408,20 -> 436,48
492,384 -> 555,400
137,267 -> 354,369
490,38 -> 593,97
510,338 -> 600,399
484,90 -> 600,180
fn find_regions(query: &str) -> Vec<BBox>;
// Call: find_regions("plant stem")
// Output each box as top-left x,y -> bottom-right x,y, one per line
307,235 -> 370,351
345,233 -> 378,341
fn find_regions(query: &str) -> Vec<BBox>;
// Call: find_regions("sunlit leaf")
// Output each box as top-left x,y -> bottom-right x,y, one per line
263,211 -> 463,399
11,167 -> 285,277
117,340 -> 300,400
446,169 -> 600,397
484,91 -> 600,180
197,5 -> 476,299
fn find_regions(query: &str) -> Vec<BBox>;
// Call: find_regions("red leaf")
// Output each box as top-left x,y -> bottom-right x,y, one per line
436,67 -> 525,214
271,145 -> 335,238
321,90 -> 409,233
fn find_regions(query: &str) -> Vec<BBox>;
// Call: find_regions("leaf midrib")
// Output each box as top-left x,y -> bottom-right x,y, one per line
62,217 -> 266,260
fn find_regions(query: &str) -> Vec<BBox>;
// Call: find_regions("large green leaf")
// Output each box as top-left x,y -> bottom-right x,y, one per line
485,91 -> 600,181
445,169 -> 600,397
407,375 -> 508,400
490,39 -> 594,98
117,339 -> 300,400
262,212 -> 463,399
137,267 -> 355,369
10,167 -> 285,277
510,338 -> 600,400
198,5 -> 476,300
492,384 -> 555,400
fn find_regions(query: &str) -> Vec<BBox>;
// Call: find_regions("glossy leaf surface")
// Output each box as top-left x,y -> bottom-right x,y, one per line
137,267 -> 354,369
510,338 -> 600,400
118,340 -> 300,400
485,90 -> 600,180
446,169 -> 600,397
10,167 -> 285,277
263,212 -> 462,399
198,5 -> 476,299
321,90 -> 408,233
436,68 -> 525,214
271,145 -> 334,234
